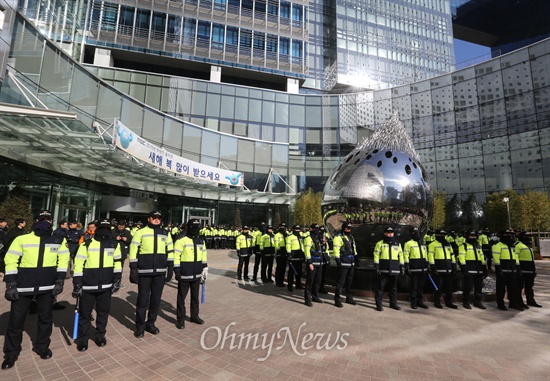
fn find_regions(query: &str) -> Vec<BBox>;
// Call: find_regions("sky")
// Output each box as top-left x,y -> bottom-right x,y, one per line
454,39 -> 492,66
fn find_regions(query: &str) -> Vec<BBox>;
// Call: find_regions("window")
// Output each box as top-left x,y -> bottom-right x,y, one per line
292,40 -> 302,58
183,18 -> 196,46
280,1 -> 290,19
253,32 -> 265,54
119,6 -> 134,27
292,4 -> 302,21
266,34 -> 278,54
212,23 -> 224,49
135,9 -> 150,37
197,20 -> 210,41
152,12 -> 166,33
280,37 -> 289,55
226,26 -> 238,46
240,29 -> 252,49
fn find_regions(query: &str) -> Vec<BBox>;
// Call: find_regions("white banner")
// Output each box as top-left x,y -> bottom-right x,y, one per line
113,119 -> 244,186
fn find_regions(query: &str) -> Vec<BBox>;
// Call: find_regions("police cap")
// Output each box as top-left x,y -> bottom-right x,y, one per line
98,219 -> 111,228
242,225 -> 250,230
292,224 -> 301,230
267,225 -> 273,230
36,210 -> 53,221
187,219 -> 201,228
148,211 -> 162,219
341,222 -> 352,230
384,226 -> 394,233
310,223 -> 320,229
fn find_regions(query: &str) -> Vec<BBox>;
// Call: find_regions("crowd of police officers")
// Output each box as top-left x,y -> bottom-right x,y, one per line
0,210 -> 543,370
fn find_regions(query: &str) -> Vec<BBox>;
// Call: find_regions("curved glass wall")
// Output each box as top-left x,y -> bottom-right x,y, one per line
0,15 -> 290,193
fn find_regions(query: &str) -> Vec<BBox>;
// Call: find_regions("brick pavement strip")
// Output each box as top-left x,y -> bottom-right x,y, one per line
1,252 -> 549,380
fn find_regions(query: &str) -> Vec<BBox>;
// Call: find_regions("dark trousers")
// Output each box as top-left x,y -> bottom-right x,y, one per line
376,273 -> 398,306
261,254 -> 274,281
176,280 -> 200,323
4,292 -> 53,357
287,260 -> 303,288
496,271 -> 519,307
252,252 -> 263,279
434,272 -> 454,305
275,256 -> 287,286
237,256 -> 250,278
136,274 -> 165,329
409,272 -> 427,305
334,266 -> 354,302
319,264 -> 328,292
519,273 -> 536,303
304,265 -> 322,302
462,274 -> 483,305
77,290 -> 112,344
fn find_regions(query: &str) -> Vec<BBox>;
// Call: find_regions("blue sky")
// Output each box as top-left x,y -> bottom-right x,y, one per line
454,39 -> 491,65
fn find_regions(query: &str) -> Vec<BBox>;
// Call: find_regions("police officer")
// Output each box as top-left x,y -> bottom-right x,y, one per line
492,230 -> 522,311
251,226 -> 264,282
274,223 -> 288,287
515,232 -> 542,308
72,219 -> 122,351
2,210 -> 70,370
129,211 -> 174,337
478,228 -> 491,270
428,229 -> 458,309
260,225 -> 276,282
458,230 -> 487,310
403,228 -> 429,309
373,227 -> 404,311
286,225 -> 304,292
303,224 -> 324,306
173,219 -> 208,329
332,222 -> 358,308
236,226 -> 254,280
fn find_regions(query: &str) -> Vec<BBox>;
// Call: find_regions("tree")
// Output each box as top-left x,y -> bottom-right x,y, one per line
293,188 -> 322,227
484,190 -> 519,231
430,191 -> 446,229
517,190 -> 550,233
233,207 -> 242,228
0,188 -> 33,232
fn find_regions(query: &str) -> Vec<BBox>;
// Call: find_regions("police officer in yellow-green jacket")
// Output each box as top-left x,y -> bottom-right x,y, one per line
173,219 -> 208,329
274,223 -> 288,287
236,226 -> 254,280
515,232 -> 541,308
333,222 -> 358,308
286,225 -> 305,291
72,219 -> 123,352
373,226 -> 404,311
260,225 -> 277,283
428,229 -> 458,309
2,210 -> 70,370
129,211 -> 174,338
458,230 -> 487,310
403,228 -> 429,309
492,230 -> 522,311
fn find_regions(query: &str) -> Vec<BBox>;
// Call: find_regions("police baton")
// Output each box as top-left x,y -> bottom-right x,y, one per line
288,262 -> 298,275
72,296 -> 80,340
201,283 -> 205,304
428,274 -> 438,291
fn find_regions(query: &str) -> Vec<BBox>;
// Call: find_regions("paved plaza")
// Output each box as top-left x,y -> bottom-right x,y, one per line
1,251 -> 549,381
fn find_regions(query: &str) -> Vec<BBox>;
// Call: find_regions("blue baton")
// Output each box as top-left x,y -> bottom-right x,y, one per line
428,274 -> 438,291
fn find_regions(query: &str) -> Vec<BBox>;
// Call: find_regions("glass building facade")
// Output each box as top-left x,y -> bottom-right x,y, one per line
0,2 -> 549,225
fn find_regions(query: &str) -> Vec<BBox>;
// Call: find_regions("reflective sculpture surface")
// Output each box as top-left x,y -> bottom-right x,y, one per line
322,111 -> 433,258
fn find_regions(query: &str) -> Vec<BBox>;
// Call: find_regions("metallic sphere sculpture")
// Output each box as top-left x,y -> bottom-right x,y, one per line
322,111 -> 433,259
